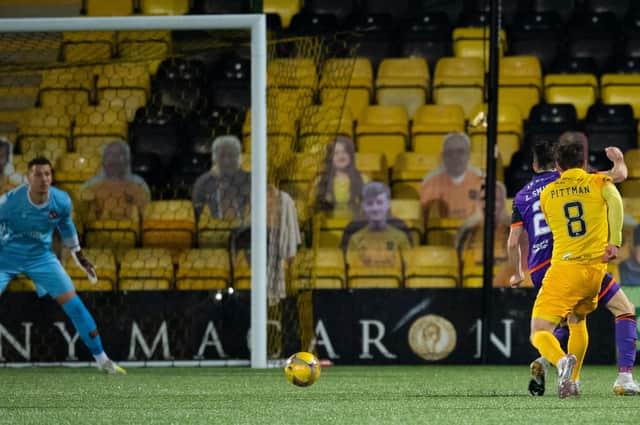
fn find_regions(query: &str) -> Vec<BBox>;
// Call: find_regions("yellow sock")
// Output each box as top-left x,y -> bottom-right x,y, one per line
532,330 -> 565,367
568,320 -> 588,382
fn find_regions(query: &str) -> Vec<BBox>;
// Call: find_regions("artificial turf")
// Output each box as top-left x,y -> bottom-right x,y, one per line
0,365 -> 637,425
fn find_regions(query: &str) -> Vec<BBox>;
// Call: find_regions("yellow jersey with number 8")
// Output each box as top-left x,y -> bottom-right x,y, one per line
540,168 -> 611,265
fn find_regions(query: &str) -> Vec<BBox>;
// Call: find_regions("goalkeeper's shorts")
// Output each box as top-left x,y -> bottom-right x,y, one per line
0,251 -> 74,298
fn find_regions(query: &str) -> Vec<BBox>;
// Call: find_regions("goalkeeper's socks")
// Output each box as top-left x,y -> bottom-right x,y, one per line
61,295 -> 105,356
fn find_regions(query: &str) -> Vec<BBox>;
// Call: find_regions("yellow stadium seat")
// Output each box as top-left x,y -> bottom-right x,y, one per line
347,262 -> 403,289
625,149 -> 640,179
279,153 -> 321,200
142,200 -> 195,255
11,153 -> 28,175
355,105 -> 409,167
544,74 -> 598,120
452,27 -> 507,71
264,0 -> 302,28
468,103 -> 522,164
40,67 -> 93,107
291,248 -> 346,290
62,31 -> 114,63
63,248 -> 116,291
425,217 -> 463,246
268,58 -> 317,90
7,275 -> 35,292
314,212 -> 351,248
119,248 -> 173,290
72,105 -> 128,154
320,58 -> 373,122
18,108 -> 71,162
140,0 -> 189,15
620,180 -> 640,197
355,152 -> 387,183
601,74 -> 640,119
498,56 -> 542,118
176,249 -> 230,290
0,86 -> 38,111
267,88 -> 314,123
390,199 -> 424,245
84,217 -> 140,261
96,62 -> 150,121
117,31 -> 171,63
412,104 -> 466,155
242,110 -> 296,170
56,153 -> 101,206
391,152 -> 441,199
468,150 -> 503,182
84,0 -> 133,16
405,246 -> 459,288
623,197 -> 640,222
433,57 -> 485,118
375,57 -> 429,118
197,206 -> 243,249
299,105 -> 353,152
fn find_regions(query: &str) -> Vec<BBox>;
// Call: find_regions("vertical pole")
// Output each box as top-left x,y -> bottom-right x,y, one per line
250,14 -> 268,369
481,0 -> 501,363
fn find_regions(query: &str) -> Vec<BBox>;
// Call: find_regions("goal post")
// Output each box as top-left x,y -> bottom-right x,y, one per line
0,15 -> 269,368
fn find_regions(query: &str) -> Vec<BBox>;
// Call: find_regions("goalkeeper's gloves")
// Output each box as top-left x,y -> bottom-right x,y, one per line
71,248 -> 98,284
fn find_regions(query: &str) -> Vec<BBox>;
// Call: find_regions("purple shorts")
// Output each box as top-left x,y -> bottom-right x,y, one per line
531,263 -> 620,306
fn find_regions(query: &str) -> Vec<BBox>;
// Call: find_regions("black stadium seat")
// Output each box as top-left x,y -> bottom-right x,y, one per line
586,0 -> 631,21
131,151 -> 165,199
505,148 -> 534,197
130,105 -> 182,168
347,13 -> 398,69
567,12 -> 618,73
525,103 -> 578,148
210,55 -> 250,110
510,12 -> 564,72
362,0 -> 410,25
531,0 -> 576,23
400,12 -> 452,72
623,8 -> 640,58
303,0 -> 355,24
584,103 -> 637,152
288,12 -> 340,35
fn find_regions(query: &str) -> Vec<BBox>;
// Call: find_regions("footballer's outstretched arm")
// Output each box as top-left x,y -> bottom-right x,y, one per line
602,182 -> 624,262
600,147 -> 628,183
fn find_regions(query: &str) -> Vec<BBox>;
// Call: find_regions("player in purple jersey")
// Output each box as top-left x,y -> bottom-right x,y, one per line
507,136 -> 638,396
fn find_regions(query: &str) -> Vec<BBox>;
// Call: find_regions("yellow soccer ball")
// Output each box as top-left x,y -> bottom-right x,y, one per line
284,352 -> 321,387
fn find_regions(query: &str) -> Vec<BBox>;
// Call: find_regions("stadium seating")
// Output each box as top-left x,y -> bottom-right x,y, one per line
624,8 -> 640,59
391,152 -> 440,199
524,103 -> 578,148
197,206 -> 243,249
141,200 -> 196,255
315,213 -> 351,248
584,103 -> 637,152
264,0 -> 301,28
390,199 -> 424,245
567,12 -> 618,73
468,103 -> 523,164
452,27 -> 507,71
625,149 -> 640,178
355,105 -> 409,167
298,105 -> 353,152
347,261 -> 403,289
231,249 -> 251,290
302,0 -> 354,23
287,12 -> 340,35
83,0 -> 133,16
176,249 -> 230,290
346,13 -> 397,69
62,31 -> 114,63
73,105 -> 128,155
6,275 -> 35,292
18,107 -> 71,162
509,12 -> 563,72
498,56 -> 542,118
279,153 -> 321,201
0,0 -> 81,17
63,248 -> 117,291
531,0 -> 576,22
210,55 -> 251,110
242,111 -> 296,170
399,12 -> 452,71
116,31 -> 171,64
375,58 -> 430,118
130,105 -> 182,167
140,0 -> 190,15
119,248 -> 174,290
433,57 -> 484,118
412,104 -> 465,155
404,246 -> 459,288
505,148 -> 534,197
291,248 -> 345,290
96,62 -> 150,122
39,67 -> 92,116
425,217 -> 463,246
355,152 -> 387,184
320,58 -> 373,122
84,215 -> 139,261
601,74 -> 640,119
55,152 -> 101,205
544,73 -> 598,120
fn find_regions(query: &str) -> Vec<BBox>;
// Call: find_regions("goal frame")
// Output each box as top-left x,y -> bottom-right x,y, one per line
0,15 -> 269,368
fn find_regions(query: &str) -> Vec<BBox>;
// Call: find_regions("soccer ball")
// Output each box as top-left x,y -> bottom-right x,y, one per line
284,352 -> 321,387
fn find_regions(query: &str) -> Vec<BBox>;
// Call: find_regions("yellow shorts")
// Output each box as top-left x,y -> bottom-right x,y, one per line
532,262 -> 607,324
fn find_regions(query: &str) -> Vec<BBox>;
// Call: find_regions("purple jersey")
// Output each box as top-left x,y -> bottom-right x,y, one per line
512,171 -> 559,272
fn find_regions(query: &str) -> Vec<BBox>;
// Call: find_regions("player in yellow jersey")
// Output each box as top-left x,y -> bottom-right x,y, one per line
530,137 -> 624,399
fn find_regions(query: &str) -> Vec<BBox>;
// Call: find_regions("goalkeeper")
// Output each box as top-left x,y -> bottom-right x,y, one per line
0,157 -> 125,374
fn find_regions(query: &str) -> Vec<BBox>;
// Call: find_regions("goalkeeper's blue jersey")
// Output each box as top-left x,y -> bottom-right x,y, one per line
0,185 -> 79,257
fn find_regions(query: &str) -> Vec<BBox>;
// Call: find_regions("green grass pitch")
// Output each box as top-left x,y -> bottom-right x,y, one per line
0,365 -> 638,424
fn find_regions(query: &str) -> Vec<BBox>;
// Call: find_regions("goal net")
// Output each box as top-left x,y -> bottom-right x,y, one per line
0,16 -> 358,367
